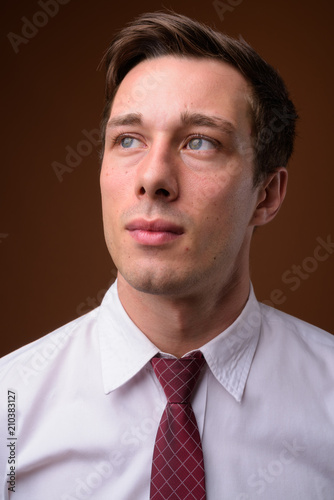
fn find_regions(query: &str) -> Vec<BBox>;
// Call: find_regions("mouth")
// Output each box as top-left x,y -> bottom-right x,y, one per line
125,219 -> 184,246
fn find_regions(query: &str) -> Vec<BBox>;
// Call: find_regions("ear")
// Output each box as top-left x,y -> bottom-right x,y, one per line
251,167 -> 288,227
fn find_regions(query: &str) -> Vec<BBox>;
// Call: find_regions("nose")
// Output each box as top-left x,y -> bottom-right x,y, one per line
135,139 -> 179,201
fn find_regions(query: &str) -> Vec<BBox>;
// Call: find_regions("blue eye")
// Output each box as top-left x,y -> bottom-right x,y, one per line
187,137 -> 215,150
120,137 -> 142,148
121,137 -> 134,148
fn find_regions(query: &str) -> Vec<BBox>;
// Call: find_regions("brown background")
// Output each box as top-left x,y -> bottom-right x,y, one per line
1,0 -> 333,357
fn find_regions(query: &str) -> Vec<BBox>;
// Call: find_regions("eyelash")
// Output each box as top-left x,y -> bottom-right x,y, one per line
186,134 -> 221,150
110,133 -> 222,150
111,134 -> 139,146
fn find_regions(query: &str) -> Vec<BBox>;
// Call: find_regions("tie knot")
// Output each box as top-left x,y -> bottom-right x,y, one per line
151,352 -> 205,404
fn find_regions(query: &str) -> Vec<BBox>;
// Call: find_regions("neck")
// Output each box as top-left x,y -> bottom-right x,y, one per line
117,270 -> 250,358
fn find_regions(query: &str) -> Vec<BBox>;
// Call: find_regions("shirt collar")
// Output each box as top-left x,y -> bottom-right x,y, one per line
200,285 -> 261,402
98,281 -> 261,402
97,282 -> 159,394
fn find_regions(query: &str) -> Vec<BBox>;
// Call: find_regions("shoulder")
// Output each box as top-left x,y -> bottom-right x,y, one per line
259,302 -> 334,347
258,303 -> 334,376
0,307 -> 99,384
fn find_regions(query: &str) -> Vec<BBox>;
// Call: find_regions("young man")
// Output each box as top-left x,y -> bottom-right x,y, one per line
1,12 -> 333,500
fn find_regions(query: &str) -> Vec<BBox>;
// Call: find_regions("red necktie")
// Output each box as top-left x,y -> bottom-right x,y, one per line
150,352 -> 206,500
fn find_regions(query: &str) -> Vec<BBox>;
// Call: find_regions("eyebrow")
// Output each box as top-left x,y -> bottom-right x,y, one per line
107,113 -> 143,129
106,111 -> 236,135
180,111 -> 236,135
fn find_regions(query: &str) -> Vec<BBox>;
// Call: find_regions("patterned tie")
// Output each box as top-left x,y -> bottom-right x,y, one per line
150,351 -> 206,500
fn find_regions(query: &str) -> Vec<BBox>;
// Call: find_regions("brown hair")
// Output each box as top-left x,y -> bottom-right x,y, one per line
100,11 -> 297,184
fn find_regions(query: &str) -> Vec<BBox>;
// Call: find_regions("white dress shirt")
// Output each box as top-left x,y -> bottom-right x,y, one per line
1,282 -> 333,500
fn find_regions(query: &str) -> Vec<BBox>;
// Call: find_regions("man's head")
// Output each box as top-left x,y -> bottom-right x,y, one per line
100,11 -> 297,185
99,12 -> 294,299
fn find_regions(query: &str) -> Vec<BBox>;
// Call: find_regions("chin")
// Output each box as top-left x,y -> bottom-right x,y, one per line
119,267 -> 199,297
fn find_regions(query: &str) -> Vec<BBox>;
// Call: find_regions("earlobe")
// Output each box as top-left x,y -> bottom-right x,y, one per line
251,167 -> 288,227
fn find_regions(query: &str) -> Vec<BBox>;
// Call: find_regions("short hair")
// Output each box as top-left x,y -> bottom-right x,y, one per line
100,11 -> 297,184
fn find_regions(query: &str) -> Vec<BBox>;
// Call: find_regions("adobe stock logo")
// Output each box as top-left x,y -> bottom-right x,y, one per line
0,234 -> 9,244
213,0 -> 243,22
236,439 -> 306,499
52,128 -> 100,182
263,235 -> 334,309
7,0 -> 71,54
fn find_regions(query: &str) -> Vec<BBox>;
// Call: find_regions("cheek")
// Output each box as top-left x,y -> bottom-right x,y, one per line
187,172 -> 236,223
101,160 -> 127,188
100,170 -> 123,245
100,163 -> 131,212
189,172 -> 255,244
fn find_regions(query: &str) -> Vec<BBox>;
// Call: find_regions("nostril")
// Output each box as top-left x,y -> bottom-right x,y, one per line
156,188 -> 170,197
137,185 -> 174,198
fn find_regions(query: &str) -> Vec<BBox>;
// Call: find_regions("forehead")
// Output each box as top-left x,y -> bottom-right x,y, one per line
110,56 -> 252,132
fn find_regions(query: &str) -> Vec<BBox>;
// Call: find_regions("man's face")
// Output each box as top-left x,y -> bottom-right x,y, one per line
100,56 -> 262,298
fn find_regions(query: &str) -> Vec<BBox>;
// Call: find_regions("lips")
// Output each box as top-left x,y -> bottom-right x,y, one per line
126,219 -> 184,245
